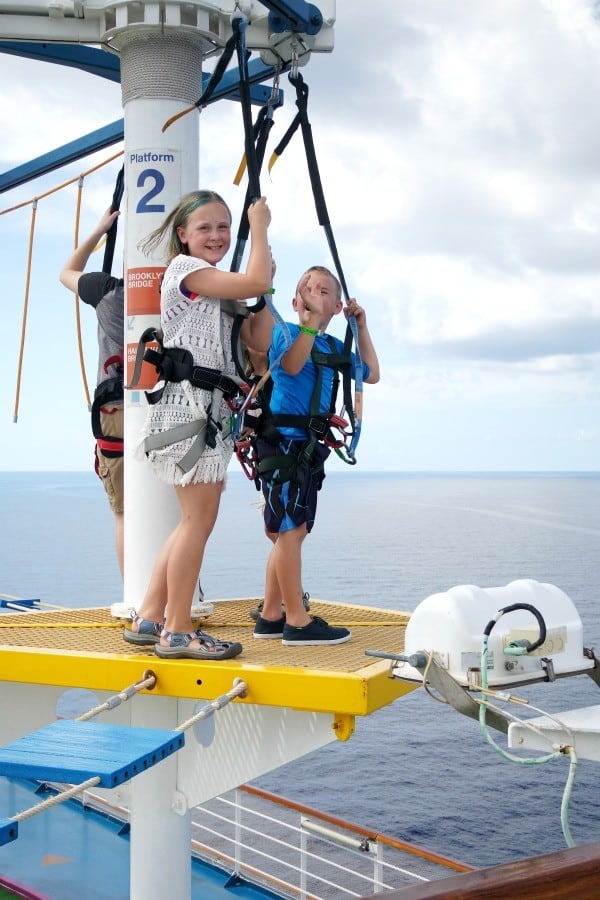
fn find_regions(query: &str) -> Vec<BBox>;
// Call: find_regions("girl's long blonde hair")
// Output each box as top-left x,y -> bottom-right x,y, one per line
140,189 -> 232,261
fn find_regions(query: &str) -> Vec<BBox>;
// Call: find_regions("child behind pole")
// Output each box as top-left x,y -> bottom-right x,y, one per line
59,208 -> 125,579
253,266 -> 380,646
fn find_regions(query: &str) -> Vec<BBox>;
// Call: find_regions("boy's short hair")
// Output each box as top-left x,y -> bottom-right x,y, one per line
297,266 -> 342,301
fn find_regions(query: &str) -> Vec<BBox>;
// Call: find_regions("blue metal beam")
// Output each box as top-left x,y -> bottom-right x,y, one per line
0,3 -> 326,192
0,121 -> 124,193
0,41 -> 120,81
0,53 -> 283,194
261,1 -> 324,35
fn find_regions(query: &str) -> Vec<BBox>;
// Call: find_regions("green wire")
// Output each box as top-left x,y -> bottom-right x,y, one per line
478,628 -> 578,847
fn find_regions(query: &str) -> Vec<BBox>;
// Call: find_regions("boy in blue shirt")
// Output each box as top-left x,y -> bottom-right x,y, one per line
253,266 -> 380,645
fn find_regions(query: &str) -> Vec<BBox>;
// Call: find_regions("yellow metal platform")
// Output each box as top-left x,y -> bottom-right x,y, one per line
0,598 -> 415,717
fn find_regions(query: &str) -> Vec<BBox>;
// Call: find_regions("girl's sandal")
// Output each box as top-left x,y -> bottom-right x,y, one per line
123,612 -> 164,646
155,629 -> 242,660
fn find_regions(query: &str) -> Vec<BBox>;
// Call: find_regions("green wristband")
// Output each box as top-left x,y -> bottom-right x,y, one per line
299,325 -> 319,336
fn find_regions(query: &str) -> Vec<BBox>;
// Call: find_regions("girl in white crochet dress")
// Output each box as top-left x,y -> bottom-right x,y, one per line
124,190 -> 273,659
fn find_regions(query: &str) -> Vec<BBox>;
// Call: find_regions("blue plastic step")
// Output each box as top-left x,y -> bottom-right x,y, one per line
0,817 -> 18,846
0,720 -> 184,788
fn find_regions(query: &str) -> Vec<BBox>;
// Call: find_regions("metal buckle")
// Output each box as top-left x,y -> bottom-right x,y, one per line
308,416 -> 328,436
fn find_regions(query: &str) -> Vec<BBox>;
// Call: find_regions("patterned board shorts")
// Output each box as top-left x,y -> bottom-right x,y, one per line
257,438 -> 330,534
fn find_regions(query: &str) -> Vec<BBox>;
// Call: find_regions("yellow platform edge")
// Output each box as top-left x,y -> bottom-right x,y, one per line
0,598 -> 417,717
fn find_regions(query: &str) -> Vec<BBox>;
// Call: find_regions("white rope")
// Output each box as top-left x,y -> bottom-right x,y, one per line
176,678 -> 248,732
76,672 -> 157,722
12,777 -> 101,823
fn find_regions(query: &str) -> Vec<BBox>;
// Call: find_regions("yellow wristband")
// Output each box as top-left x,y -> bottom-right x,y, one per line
299,325 -> 319,336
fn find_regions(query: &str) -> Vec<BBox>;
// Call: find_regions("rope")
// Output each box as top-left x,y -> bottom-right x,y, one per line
12,200 -> 37,424
73,175 -> 92,410
176,678 -> 248,732
3,150 -> 124,422
11,777 -> 101,823
76,671 -> 157,722
0,150 -> 123,217
6,677 -> 240,832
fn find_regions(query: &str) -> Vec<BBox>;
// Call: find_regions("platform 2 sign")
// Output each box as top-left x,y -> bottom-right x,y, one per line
126,146 -> 181,391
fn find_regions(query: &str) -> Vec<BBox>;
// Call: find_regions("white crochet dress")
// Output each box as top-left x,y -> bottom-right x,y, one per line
140,255 -> 244,486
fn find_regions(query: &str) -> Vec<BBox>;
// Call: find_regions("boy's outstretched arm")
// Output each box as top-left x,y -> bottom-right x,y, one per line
345,299 -> 380,384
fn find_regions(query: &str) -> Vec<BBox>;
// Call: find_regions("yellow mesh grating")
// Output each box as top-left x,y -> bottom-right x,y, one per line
0,599 -> 409,673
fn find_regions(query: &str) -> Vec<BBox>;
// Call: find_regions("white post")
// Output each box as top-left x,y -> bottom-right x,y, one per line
116,29 -> 208,610
110,21 -> 215,900
129,696 -> 190,899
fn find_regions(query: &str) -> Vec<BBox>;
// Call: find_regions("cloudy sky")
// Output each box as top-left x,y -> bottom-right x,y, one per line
1,0 -> 599,472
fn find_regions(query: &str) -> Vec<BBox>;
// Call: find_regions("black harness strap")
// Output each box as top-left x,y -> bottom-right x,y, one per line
256,336 -> 351,484
229,18 -> 283,380
269,72 -> 363,460
102,165 -> 124,276
91,374 -> 124,457
128,326 -> 244,408
90,166 -> 125,457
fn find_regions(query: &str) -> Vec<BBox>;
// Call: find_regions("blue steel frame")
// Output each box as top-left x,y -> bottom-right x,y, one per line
0,0 -> 324,192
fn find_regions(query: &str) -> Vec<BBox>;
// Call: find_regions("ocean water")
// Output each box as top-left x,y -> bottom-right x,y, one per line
1,470 -> 599,869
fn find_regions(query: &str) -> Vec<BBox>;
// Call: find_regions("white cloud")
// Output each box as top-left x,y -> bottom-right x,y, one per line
1,0 -> 599,470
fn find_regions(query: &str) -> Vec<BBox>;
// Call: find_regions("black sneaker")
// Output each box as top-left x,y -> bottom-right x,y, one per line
249,601 -> 263,622
253,615 -> 286,639
282,615 -> 351,647
249,592 -> 310,622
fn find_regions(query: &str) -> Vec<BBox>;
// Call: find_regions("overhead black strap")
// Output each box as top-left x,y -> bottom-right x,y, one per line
274,71 -> 363,459
230,92 -> 279,379
227,17 -> 289,388
288,74 -> 350,297
162,29 -> 240,132
233,15 -> 260,203
196,32 -> 238,110
231,98 -> 279,275
102,164 -> 124,275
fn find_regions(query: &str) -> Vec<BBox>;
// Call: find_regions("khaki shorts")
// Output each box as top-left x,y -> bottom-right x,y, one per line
95,404 -> 124,514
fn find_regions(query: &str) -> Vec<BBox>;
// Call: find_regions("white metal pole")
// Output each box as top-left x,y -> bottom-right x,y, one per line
115,25 -> 209,900
129,695 -> 191,900
118,30 -> 206,610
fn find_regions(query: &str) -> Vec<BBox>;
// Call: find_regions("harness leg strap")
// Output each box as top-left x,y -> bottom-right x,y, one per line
144,419 -> 209,475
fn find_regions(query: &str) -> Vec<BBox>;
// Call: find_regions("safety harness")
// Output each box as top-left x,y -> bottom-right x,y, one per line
129,319 -> 249,475
92,166 -> 125,459
135,17 -> 283,474
91,357 -> 124,458
223,25 -> 362,483
236,334 -> 355,489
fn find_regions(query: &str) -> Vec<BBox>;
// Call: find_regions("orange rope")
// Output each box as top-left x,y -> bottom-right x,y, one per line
0,150 -> 123,216
4,150 -> 123,419
13,201 -> 37,423
73,176 -> 92,409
